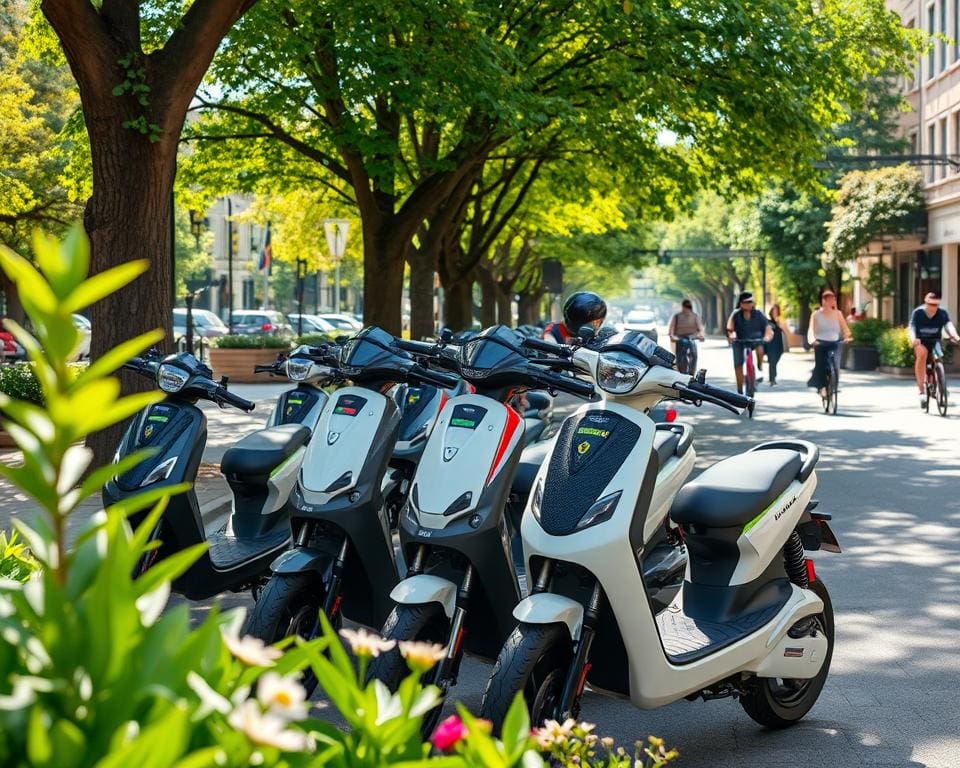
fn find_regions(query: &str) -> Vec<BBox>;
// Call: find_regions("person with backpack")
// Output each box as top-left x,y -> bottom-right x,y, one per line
542,291 -> 607,343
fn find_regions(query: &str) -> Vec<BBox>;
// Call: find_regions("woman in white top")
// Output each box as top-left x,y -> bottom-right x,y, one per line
807,287 -> 852,395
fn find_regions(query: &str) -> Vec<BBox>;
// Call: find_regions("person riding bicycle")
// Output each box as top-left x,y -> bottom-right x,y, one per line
726,292 -> 772,394
806,287 -> 852,398
668,299 -> 705,374
542,291 -> 607,344
909,291 -> 960,407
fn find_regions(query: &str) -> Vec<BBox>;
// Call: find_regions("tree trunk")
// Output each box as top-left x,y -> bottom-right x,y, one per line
798,302 -> 812,340
361,217 -> 406,335
443,276 -> 474,332
476,267 -> 497,327
496,285 -> 512,327
517,292 -> 540,325
407,246 -> 436,340
0,272 -> 26,326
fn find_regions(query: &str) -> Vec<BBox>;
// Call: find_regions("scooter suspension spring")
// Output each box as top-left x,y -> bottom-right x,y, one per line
784,531 -> 808,588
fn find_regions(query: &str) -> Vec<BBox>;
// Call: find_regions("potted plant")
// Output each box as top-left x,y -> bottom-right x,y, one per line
877,326 -> 915,376
844,318 -> 890,371
209,334 -> 291,383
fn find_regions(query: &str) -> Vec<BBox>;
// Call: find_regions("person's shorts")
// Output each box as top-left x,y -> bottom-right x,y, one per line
920,339 -> 943,358
732,341 -> 761,367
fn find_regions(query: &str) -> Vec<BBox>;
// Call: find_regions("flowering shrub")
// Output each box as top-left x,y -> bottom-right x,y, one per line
0,530 -> 38,582
877,327 -> 913,367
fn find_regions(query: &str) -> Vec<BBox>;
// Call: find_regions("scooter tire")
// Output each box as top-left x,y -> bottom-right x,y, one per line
739,578 -> 834,729
366,603 -> 450,692
479,622 -> 572,734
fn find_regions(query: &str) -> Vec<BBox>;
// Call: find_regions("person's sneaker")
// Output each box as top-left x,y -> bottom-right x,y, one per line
920,392 -> 928,408
756,375 -> 763,383
819,387 -> 828,399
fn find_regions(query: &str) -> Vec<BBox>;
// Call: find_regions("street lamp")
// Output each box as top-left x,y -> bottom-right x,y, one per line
188,209 -> 204,246
323,219 -> 350,314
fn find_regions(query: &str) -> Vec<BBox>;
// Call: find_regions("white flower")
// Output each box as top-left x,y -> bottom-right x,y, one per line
373,679 -> 403,725
257,672 -> 309,721
534,718 -> 576,748
228,700 -> 314,753
339,627 -> 396,658
399,640 -> 446,671
187,671 -> 232,717
222,632 -> 283,667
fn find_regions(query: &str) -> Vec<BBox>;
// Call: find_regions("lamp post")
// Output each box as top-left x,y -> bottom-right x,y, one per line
296,256 -> 307,336
225,197 -> 234,332
323,219 -> 350,314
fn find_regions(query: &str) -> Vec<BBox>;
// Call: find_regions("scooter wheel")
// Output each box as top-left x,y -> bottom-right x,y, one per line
739,578 -> 834,729
367,603 -> 450,692
479,622 -> 573,735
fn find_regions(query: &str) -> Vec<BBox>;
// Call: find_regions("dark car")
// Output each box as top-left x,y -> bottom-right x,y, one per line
229,310 -> 294,338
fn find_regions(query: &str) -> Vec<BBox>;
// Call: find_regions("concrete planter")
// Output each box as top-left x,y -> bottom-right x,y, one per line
842,345 -> 879,371
209,348 -> 286,384
878,365 -> 914,378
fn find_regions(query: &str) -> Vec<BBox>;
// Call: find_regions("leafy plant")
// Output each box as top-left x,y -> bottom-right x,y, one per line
0,361 -> 84,405
877,326 -> 914,367
297,333 -> 337,347
850,318 -> 892,348
213,334 -> 291,349
0,530 -> 39,582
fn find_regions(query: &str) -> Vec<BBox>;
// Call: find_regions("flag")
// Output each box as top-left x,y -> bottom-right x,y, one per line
258,222 -> 272,272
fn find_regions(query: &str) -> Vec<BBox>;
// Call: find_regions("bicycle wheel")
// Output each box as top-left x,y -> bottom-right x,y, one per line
925,370 -> 932,413
936,362 -> 948,416
745,355 -> 756,399
831,377 -> 838,415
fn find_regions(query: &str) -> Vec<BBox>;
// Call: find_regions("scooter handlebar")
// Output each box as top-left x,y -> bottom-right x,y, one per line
535,370 -> 595,399
410,363 -> 460,389
395,338 -> 441,357
213,386 -> 256,412
682,380 -> 754,414
521,336 -> 573,358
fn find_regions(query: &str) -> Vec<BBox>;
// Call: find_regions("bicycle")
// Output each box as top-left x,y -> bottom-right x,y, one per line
732,337 -> 764,412
923,342 -> 950,417
673,335 -> 699,374
817,340 -> 842,416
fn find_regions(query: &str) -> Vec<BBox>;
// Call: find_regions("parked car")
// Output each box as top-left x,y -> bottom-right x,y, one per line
229,310 -> 294,338
317,313 -> 363,332
622,308 -> 659,342
173,308 -> 229,340
287,313 -> 336,335
72,314 -> 91,359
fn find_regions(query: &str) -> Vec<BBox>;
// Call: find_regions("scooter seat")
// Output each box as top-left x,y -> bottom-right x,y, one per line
221,424 -> 310,479
670,449 -> 801,529
653,429 -> 681,469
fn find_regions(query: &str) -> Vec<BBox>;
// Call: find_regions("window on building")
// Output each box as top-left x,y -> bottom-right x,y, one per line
941,118 -> 949,178
955,113 -> 960,169
956,0 -> 960,61
920,249 -> 943,300
928,3 -> 936,77
910,131 -> 919,155
929,123 -> 937,182
941,0 -> 948,72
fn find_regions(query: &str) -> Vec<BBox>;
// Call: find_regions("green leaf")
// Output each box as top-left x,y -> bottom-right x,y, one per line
75,328 -> 164,384
26,705 -> 52,766
78,448 -> 156,500
133,541 -> 208,596
48,719 -> 86,768
112,84 -> 126,96
94,702 -> 191,768
62,260 -> 150,314
0,244 -> 59,315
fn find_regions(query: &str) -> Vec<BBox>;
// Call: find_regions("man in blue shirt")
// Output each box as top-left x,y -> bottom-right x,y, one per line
909,292 -> 960,406
726,292 -> 773,394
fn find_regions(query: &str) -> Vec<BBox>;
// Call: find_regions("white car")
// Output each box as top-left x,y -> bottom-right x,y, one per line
173,308 -> 229,339
318,313 -> 363,332
622,308 -> 659,342
287,313 -> 336,335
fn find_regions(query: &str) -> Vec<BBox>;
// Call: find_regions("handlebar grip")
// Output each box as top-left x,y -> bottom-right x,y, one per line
219,388 -> 256,412
539,371 -> 595,398
522,336 -> 571,357
253,364 -> 277,374
396,338 -> 439,356
689,380 -> 752,410
411,364 -> 460,389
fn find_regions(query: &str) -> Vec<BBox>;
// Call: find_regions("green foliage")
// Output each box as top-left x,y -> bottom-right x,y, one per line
213,334 -> 292,349
0,529 -> 39,582
0,361 -> 85,405
863,261 -> 896,301
174,205 -> 214,299
877,326 -> 914,367
297,333 -> 337,347
826,166 -> 926,265
850,318 -> 892,348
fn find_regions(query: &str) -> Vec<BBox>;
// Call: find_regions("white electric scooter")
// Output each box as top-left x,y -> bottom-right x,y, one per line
480,329 -> 841,730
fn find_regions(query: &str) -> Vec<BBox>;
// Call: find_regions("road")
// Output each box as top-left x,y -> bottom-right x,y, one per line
112,340 -> 960,766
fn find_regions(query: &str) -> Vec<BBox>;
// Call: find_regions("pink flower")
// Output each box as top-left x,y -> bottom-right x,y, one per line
431,715 -> 469,752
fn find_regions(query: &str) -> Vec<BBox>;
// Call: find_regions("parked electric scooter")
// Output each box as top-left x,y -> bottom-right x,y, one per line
480,330 -> 840,731
103,346 -> 337,599
243,328 -> 459,666
366,326 -> 600,734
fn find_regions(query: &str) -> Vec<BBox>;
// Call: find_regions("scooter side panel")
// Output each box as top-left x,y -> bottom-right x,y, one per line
267,386 -> 328,429
264,445 -> 307,514
643,446 -> 696,543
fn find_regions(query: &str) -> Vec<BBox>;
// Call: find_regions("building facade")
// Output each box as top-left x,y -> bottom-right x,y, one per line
854,0 -> 960,323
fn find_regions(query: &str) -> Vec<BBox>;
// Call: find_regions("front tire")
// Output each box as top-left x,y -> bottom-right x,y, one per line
367,602 -> 450,690
936,363 -> 948,416
479,623 -> 573,734
739,578 -> 834,728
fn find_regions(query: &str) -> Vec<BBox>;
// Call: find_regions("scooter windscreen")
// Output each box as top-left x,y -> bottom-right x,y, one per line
457,325 -> 529,384
338,327 -> 413,382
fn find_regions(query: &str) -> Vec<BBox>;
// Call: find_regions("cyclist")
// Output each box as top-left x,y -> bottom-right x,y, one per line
806,287 -> 852,398
726,291 -> 772,394
542,291 -> 607,343
668,299 -> 705,373
764,304 -> 789,386
909,291 -> 960,407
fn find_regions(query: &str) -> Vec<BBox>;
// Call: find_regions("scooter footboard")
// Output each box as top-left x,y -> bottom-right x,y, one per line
513,593 -> 584,640
390,574 -> 457,619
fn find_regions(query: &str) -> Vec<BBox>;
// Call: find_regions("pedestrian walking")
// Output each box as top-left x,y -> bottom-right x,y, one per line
764,304 -> 789,385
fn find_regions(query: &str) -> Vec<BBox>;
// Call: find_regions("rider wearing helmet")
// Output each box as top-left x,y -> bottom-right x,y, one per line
543,291 -> 608,343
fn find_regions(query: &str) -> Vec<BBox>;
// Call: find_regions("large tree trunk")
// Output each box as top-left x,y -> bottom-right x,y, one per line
361,216 -> 405,335
496,284 -> 512,327
407,246 -> 436,340
0,272 -> 26,326
443,277 -> 474,332
476,267 -> 497,327
517,292 -> 541,325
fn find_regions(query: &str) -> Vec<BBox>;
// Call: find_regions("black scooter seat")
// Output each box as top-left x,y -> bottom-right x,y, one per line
653,429 -> 681,470
221,424 -> 310,479
671,449 -> 802,529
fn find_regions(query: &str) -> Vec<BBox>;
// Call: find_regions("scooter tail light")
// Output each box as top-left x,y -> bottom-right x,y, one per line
665,408 -> 678,423
805,559 -> 817,584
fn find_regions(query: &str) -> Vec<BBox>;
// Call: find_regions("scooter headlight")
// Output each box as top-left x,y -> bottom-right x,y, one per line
285,358 -> 313,382
140,456 -> 178,487
576,490 -> 622,531
596,353 -> 643,394
157,363 -> 189,393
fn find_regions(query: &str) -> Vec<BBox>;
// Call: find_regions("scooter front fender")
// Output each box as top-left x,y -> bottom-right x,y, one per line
513,593 -> 584,641
390,574 -> 456,619
269,547 -> 334,576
